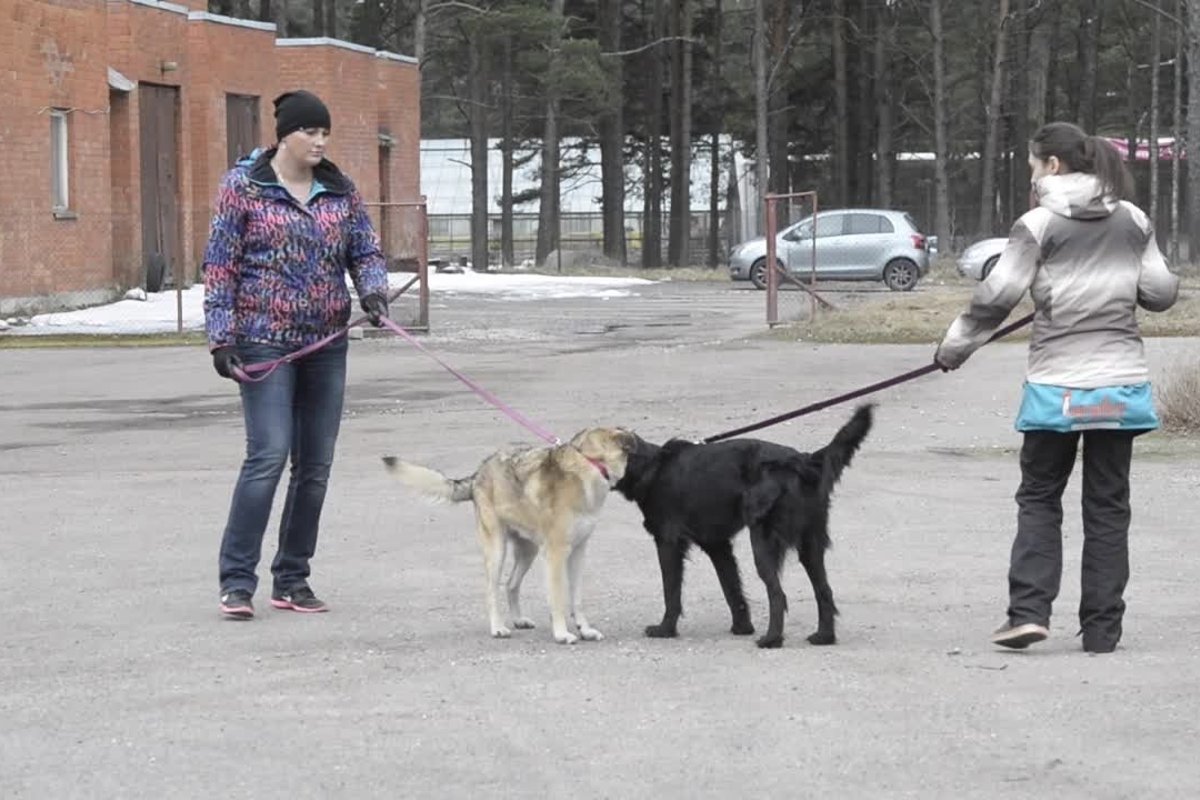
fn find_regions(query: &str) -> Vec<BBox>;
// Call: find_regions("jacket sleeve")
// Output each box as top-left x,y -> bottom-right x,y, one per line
202,172 -> 248,352
1127,204 -> 1180,312
345,187 -> 389,303
936,215 -> 1041,369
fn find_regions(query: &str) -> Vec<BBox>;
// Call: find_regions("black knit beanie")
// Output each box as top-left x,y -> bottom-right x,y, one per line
273,90 -> 332,141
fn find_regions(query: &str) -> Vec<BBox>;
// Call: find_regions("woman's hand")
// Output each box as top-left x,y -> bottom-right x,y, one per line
361,294 -> 389,327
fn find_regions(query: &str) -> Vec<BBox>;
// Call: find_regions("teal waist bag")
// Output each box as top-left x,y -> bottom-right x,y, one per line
1015,381 -> 1159,433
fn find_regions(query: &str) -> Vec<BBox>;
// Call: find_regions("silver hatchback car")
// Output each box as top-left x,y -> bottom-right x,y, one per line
728,209 -> 931,291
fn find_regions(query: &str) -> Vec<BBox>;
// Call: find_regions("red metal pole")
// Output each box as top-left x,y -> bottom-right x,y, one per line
418,197 -> 430,330
766,194 -> 778,326
809,191 -> 819,323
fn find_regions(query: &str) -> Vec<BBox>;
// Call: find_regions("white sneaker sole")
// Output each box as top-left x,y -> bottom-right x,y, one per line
992,623 -> 1049,649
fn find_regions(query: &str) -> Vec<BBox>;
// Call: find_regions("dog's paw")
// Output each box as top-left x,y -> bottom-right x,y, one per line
755,633 -> 784,649
807,631 -> 836,646
554,631 -> 579,645
579,626 -> 604,642
731,620 -> 756,636
644,624 -> 678,638
491,626 -> 512,639
512,617 -> 536,630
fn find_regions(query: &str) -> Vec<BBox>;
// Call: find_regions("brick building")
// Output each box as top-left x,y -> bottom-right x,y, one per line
1,0 -> 421,314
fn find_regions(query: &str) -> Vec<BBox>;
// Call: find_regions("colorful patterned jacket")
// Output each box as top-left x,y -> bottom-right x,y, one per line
202,149 -> 389,351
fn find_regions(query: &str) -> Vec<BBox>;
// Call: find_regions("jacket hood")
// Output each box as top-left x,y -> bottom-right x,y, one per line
1033,172 -> 1117,220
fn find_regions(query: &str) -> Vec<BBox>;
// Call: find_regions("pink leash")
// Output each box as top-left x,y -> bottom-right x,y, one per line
376,316 -> 561,446
232,313 -> 562,446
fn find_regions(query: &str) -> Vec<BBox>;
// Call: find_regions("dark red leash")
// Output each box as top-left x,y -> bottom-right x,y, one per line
702,312 -> 1035,443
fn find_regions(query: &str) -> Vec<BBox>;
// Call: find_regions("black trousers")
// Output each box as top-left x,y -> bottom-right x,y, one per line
1008,429 -> 1136,647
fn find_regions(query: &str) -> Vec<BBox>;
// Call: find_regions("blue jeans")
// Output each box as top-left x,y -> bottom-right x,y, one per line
218,337 -> 348,595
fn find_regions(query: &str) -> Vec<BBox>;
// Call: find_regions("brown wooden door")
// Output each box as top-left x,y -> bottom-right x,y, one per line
226,94 -> 260,167
138,84 -> 181,291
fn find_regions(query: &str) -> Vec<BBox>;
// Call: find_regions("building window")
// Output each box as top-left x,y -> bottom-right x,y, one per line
50,109 -> 70,212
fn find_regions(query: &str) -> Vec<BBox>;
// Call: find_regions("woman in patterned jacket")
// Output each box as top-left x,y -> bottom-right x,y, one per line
935,122 -> 1179,654
203,90 -> 390,620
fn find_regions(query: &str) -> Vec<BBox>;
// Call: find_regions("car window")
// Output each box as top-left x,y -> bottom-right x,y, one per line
813,214 -> 844,238
785,221 -> 810,239
845,213 -> 892,234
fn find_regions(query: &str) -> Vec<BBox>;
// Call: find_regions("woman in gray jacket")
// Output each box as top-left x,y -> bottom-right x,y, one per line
935,122 -> 1179,653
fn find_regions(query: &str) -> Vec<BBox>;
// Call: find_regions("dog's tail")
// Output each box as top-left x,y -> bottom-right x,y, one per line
814,403 -> 874,496
381,456 -> 474,503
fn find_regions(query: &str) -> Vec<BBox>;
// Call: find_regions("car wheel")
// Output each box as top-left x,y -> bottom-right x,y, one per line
883,258 -> 919,291
981,255 -> 1000,280
749,258 -> 783,291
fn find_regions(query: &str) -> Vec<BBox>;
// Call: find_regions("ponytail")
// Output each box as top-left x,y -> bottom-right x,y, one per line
1030,122 -> 1135,200
1087,135 -> 1135,200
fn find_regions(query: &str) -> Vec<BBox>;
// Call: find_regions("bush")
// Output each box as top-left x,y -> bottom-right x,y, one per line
1156,358 -> 1200,432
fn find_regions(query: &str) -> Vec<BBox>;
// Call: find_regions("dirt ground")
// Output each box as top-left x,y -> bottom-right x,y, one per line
3,280 -> 1199,799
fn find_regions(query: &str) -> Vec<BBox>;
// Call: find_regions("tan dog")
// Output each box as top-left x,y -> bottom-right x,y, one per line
382,428 -> 633,644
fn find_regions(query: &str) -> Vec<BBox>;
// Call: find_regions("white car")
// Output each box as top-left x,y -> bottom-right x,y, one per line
956,237 -> 1008,281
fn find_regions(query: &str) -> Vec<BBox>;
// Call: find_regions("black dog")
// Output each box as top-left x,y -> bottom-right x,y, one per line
614,405 -> 873,648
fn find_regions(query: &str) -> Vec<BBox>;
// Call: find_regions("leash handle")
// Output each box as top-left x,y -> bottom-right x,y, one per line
232,325 -> 356,383
230,286 -> 410,383
702,312 -> 1035,444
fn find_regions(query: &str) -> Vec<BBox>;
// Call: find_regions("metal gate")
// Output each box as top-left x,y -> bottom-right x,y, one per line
764,190 -> 836,326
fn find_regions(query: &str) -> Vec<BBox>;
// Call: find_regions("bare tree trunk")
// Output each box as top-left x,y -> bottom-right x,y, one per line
832,0 -> 849,205
259,0 -> 272,23
1076,0 -> 1100,131
325,0 -> 336,39
312,0 -> 324,36
468,30 -> 490,271
931,0 -> 952,248
359,0 -> 382,48
1187,0 -> 1200,255
500,37 -> 515,268
978,0 -> 1010,237
1150,7 -> 1162,221
1043,1 -> 1063,121
753,0 -> 768,234
269,0 -> 288,35
536,0 -> 566,267
1011,0 -> 1033,215
1027,5 -> 1053,129
708,0 -> 723,268
1171,0 -> 1184,260
767,0 -> 790,198
642,0 -> 665,267
598,0 -> 627,265
855,0 -> 873,204
874,1 -> 894,207
668,0 -> 693,267
414,0 -> 430,65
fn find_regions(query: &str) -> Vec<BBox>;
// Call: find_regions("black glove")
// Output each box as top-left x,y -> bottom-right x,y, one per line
212,346 -> 244,381
361,293 -> 389,327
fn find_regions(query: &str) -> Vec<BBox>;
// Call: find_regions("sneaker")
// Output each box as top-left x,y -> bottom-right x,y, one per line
270,585 -> 328,613
991,621 -> 1049,649
220,590 -> 254,620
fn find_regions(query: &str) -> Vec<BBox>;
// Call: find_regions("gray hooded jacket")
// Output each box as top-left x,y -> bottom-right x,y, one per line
937,172 -> 1179,388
